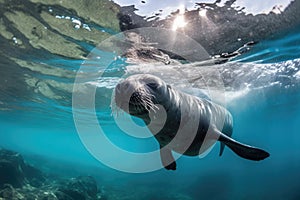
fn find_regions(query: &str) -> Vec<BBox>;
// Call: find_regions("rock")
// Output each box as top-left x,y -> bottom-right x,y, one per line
23,164 -> 46,187
0,0 -> 121,59
118,0 -> 300,57
0,184 -> 25,200
0,149 -> 103,200
54,191 -> 74,200
56,176 -> 99,200
0,150 -> 27,188
0,149 -> 45,188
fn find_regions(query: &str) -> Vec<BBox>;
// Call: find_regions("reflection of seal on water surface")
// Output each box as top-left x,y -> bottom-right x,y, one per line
114,74 -> 270,170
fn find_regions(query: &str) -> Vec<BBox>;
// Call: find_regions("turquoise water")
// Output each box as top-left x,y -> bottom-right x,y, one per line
1,1 -> 300,199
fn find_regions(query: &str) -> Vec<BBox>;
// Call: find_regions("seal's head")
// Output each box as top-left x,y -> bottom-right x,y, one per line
114,74 -> 168,116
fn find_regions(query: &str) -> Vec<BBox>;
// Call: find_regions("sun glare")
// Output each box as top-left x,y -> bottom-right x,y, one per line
172,15 -> 187,31
179,4 -> 185,14
199,9 -> 207,17
172,5 -> 187,31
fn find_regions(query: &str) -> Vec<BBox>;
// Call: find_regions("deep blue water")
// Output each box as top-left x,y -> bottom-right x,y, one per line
1,1 -> 300,199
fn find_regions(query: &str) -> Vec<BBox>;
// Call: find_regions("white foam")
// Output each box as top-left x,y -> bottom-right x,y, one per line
294,70 -> 300,80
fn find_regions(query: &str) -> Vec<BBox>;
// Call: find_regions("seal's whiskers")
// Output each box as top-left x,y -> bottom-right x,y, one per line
143,99 -> 158,113
111,94 -> 126,117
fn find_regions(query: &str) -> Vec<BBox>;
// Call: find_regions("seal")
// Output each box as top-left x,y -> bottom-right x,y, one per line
114,74 -> 270,170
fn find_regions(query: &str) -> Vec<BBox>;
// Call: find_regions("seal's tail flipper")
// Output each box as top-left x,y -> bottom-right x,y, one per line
218,132 -> 270,161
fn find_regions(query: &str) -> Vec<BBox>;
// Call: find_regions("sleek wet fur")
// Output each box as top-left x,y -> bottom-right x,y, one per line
114,74 -> 270,170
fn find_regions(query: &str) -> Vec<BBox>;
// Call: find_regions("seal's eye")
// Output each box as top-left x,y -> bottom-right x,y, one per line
146,82 -> 159,89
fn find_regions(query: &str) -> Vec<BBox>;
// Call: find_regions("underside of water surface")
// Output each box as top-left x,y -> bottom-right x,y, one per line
1,0 -> 300,200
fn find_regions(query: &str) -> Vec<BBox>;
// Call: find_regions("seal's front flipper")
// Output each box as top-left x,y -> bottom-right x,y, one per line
217,130 -> 270,161
219,142 -> 225,156
160,147 -> 176,170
